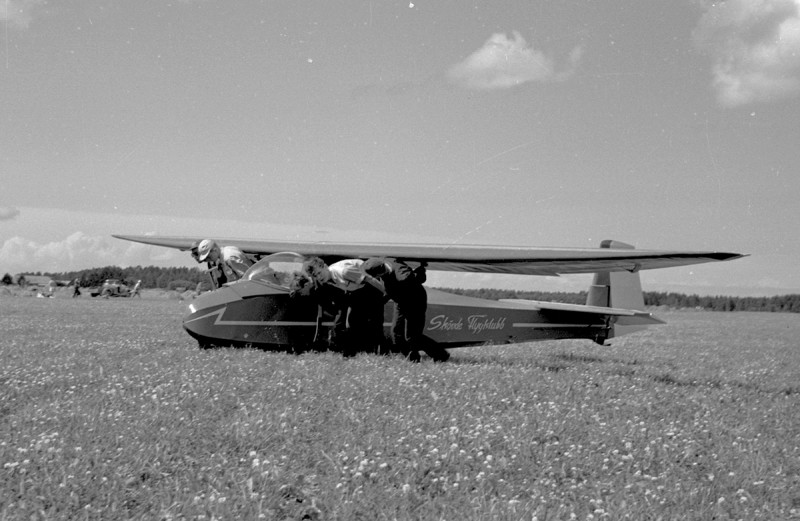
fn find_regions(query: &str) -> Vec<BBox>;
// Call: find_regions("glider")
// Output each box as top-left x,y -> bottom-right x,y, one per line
113,234 -> 745,359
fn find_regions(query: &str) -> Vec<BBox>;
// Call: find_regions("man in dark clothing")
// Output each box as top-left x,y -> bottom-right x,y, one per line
294,256 -> 386,356
363,258 -> 449,362
288,271 -> 345,352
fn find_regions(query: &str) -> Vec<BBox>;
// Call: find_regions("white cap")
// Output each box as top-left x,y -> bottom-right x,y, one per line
197,240 -> 216,261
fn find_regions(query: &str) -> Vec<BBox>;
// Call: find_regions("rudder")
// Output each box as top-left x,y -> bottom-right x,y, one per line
586,240 -> 647,342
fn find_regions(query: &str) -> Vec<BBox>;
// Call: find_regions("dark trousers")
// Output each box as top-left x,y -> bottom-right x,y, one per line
391,285 -> 427,346
342,285 -> 386,354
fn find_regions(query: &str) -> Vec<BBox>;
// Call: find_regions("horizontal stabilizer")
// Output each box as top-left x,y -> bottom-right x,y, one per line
499,299 -> 665,326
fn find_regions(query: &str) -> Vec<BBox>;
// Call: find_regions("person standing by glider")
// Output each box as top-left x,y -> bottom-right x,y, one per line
196,239 -> 253,284
301,257 -> 387,356
364,258 -> 449,362
191,240 -> 226,289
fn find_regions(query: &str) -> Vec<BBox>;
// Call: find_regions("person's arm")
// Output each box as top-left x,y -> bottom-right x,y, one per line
393,261 -> 426,284
207,262 -> 226,288
363,274 -> 386,293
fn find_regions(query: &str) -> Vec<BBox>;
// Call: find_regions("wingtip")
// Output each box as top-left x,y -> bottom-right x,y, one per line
722,252 -> 749,261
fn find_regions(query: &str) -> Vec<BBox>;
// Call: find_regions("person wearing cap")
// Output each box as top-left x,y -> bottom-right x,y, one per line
190,240 -> 226,289
196,239 -> 253,285
363,257 -> 447,362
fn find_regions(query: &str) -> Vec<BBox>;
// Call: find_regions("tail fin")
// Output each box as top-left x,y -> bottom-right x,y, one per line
586,240 -> 649,342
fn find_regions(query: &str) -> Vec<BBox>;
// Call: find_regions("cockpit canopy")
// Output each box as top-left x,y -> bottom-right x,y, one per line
242,252 -> 305,290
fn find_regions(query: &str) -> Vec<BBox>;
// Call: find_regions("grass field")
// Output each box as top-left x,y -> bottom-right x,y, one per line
1,296 -> 799,520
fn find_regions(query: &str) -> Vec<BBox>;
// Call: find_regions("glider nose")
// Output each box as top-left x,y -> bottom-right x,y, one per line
183,286 -> 243,347
187,285 -> 242,315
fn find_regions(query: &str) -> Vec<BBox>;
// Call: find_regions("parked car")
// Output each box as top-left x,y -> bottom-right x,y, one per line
90,279 -> 131,298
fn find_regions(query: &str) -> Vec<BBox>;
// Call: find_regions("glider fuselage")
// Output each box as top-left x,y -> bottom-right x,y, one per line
184,283 -> 627,350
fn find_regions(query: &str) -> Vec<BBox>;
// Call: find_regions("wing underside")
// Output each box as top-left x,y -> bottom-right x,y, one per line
112,234 -> 745,276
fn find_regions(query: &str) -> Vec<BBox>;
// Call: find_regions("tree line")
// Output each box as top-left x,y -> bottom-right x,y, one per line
440,288 -> 800,313
6,266 -> 213,292
4,267 -> 799,312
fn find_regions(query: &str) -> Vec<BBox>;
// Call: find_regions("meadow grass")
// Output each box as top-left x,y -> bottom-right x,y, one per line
1,297 -> 799,520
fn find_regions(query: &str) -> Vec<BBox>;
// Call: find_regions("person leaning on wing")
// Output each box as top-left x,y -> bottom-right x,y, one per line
363,257 -> 449,362
298,256 -> 387,356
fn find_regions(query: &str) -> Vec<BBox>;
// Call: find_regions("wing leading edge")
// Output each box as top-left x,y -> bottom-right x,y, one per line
112,234 -> 746,276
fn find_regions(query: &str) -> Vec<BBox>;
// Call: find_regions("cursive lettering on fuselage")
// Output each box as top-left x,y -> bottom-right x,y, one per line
428,314 -> 506,334
467,315 -> 506,334
427,315 -> 463,331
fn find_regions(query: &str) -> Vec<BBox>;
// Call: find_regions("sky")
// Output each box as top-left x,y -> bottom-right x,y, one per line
2,0 -> 799,296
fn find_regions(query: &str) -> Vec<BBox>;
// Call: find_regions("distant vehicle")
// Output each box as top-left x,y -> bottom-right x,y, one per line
91,279 -> 131,298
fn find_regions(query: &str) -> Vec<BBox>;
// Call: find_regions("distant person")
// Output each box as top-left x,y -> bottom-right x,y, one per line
72,279 -> 81,298
196,240 -> 253,285
131,280 -> 142,298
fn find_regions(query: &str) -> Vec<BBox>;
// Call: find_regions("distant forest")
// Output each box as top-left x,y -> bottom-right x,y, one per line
436,288 -> 800,313
8,265 -> 800,313
33,265 -> 213,292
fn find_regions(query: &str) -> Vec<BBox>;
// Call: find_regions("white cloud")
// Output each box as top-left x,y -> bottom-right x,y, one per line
0,232 -> 190,274
694,0 -> 800,106
447,31 -> 582,90
0,207 -> 21,221
0,0 -> 46,29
